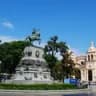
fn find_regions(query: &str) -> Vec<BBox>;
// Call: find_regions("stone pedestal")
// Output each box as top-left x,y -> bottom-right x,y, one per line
7,46 -> 53,84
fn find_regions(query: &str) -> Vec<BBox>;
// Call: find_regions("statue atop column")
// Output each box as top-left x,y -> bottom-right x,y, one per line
26,29 -> 41,45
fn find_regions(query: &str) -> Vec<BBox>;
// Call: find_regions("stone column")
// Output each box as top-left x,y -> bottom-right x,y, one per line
81,69 -> 87,81
92,69 -> 96,81
81,69 -> 84,81
86,69 -> 88,81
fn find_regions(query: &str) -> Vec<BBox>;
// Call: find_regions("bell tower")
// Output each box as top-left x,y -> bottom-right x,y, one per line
87,41 -> 96,62
86,42 -> 96,81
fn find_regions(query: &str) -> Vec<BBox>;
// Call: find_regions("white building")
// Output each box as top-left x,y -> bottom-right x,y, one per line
72,42 -> 96,82
6,45 -> 52,84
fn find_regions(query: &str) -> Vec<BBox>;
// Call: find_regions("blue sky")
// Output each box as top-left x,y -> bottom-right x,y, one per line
0,0 -> 96,54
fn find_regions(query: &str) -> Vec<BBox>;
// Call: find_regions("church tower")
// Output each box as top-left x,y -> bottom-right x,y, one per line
79,42 -> 96,82
86,42 -> 96,81
87,42 -> 96,61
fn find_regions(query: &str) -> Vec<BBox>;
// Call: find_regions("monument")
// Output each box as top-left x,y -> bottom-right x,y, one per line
6,29 -> 52,84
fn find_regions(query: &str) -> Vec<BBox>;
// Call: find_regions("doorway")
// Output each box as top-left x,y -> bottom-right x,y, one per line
88,70 -> 92,81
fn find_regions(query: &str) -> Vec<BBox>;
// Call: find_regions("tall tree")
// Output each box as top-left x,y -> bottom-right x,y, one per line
0,41 -> 30,73
44,36 -> 59,78
44,36 -> 75,80
44,36 -> 59,66
52,61 -> 63,81
60,50 -> 75,79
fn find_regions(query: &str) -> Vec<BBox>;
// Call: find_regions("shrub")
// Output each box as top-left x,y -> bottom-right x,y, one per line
0,83 -> 77,90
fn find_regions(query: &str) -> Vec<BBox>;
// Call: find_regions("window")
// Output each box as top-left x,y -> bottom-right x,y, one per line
88,55 -> 90,61
81,61 -> 84,65
91,54 -> 93,60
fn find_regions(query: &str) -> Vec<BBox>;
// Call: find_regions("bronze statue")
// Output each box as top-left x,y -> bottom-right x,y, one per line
26,29 -> 41,45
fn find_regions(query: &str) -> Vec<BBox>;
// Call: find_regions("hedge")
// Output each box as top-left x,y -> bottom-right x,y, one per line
0,83 -> 77,90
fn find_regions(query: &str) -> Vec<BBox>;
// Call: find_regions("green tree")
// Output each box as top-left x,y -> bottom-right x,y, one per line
52,61 -> 63,81
0,41 -> 30,74
44,36 -> 59,78
44,36 -> 75,81
61,51 -> 75,79
74,68 -> 81,79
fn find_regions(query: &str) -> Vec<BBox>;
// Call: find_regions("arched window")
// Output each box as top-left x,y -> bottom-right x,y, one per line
88,55 -> 90,61
91,54 -> 93,60
81,61 -> 84,65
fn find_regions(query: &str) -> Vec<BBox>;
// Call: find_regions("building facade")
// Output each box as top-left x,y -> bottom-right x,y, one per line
72,42 -> 96,82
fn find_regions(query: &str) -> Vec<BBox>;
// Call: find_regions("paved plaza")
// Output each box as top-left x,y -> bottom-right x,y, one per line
0,89 -> 92,96
0,92 -> 93,96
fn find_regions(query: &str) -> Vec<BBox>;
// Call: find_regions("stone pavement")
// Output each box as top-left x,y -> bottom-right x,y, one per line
0,89 -> 90,96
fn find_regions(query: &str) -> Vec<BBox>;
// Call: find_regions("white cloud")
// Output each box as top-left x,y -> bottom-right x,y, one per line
1,21 -> 14,29
70,48 -> 86,56
68,44 -> 82,56
0,36 -> 18,43
71,48 -> 81,55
